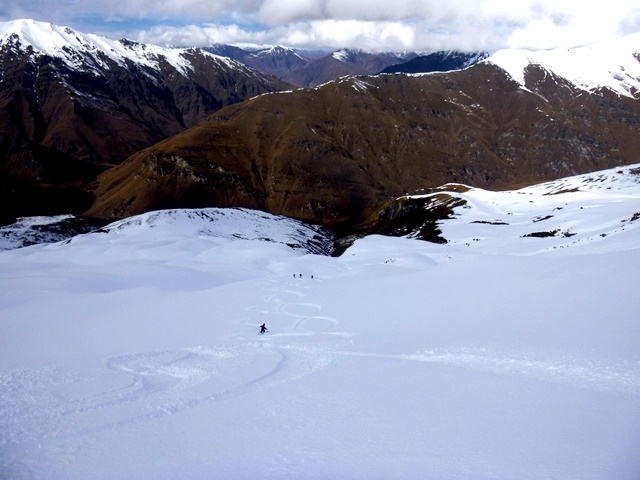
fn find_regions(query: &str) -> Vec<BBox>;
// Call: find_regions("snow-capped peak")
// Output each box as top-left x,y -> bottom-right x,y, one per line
255,45 -> 296,57
485,33 -> 640,98
331,49 -> 364,63
0,18 -> 240,78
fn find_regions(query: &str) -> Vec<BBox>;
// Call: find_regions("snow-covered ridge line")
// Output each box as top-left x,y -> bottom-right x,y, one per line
0,215 -> 108,252
404,163 -> 640,254
0,18 -> 242,77
37,208 -> 334,256
484,33 -> 640,97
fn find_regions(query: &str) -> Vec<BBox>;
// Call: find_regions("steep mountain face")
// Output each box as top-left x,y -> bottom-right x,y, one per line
87,35 -> 640,234
205,44 -> 409,87
0,214 -> 109,250
380,51 -> 489,74
0,20 -> 291,224
244,46 -> 312,81
283,49 -> 407,87
204,44 -> 311,80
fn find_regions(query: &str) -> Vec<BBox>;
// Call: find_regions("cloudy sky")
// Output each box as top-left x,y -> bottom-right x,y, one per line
2,0 -> 640,52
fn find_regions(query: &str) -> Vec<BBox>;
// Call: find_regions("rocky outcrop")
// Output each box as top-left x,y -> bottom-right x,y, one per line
205,45 -> 410,87
87,58 -> 640,234
0,20 -> 291,223
380,51 -> 488,74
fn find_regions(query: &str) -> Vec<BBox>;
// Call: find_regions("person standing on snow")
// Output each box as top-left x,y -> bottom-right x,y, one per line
260,323 -> 268,334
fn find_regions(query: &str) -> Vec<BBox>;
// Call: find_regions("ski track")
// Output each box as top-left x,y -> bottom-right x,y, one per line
0,277 -> 347,476
344,347 -> 640,394
2,277 -> 639,477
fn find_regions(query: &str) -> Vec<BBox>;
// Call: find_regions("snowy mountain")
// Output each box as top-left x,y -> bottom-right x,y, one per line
288,48 -> 405,86
203,43 -> 413,87
0,215 -> 108,251
0,19 -> 276,84
0,19 -> 290,224
380,50 -> 489,74
89,33 -> 640,228
92,208 -> 335,256
485,33 -> 640,98
372,164 -> 640,252
1,165 -> 639,479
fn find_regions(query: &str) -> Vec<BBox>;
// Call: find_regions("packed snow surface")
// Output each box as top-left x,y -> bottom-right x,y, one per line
1,167 -> 640,479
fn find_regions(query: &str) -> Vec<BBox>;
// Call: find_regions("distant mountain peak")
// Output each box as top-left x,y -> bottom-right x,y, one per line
332,49 -> 366,63
0,18 -> 249,79
485,33 -> 640,98
380,50 -> 489,75
251,45 -> 307,61
0,19 -> 292,223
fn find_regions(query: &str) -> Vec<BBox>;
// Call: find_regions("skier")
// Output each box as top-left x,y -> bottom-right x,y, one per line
259,323 -> 268,334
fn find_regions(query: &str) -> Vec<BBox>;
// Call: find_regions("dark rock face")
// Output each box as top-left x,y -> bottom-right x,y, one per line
380,51 -> 489,74
0,214 -> 110,250
282,50 -> 407,87
0,30 -> 290,224
87,63 -> 640,235
205,45 -> 409,87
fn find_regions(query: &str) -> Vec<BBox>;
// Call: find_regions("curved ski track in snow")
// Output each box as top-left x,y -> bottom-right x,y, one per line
2,276 -> 639,479
0,278 -> 348,453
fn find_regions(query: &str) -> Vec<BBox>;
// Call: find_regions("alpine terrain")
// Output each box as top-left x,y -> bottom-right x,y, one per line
380,50 -> 489,74
205,44 -> 417,87
0,19 -> 291,224
1,164 -> 639,479
87,34 -> 640,234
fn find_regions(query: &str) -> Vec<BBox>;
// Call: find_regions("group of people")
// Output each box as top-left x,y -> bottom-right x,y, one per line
260,273 -> 316,334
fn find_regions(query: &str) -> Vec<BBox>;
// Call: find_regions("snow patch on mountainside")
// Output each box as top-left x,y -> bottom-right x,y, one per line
485,33 -> 640,97
406,164 -> 640,255
94,208 -> 335,256
0,215 -> 107,251
252,45 -> 306,61
0,19 -> 243,78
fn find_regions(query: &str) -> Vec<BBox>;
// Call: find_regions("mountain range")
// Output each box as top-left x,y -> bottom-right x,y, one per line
203,45 -> 492,88
204,45 -> 429,87
1,20 -> 640,239
0,19 -> 291,224
380,51 -> 489,74
87,34 -> 640,234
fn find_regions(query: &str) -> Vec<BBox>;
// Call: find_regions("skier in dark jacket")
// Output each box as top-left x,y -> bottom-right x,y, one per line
260,323 -> 268,334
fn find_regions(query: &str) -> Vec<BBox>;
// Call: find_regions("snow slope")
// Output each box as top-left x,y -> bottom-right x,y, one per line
1,168 -> 640,479
0,19 -> 242,78
0,215 -> 107,252
485,33 -> 640,97
411,164 -> 640,255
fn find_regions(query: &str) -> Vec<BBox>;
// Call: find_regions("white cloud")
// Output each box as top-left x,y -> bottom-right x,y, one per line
2,0 -> 640,51
257,0 -> 323,26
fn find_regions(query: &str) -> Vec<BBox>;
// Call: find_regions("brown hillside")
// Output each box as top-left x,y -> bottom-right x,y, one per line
88,65 -> 640,234
0,41 -> 290,224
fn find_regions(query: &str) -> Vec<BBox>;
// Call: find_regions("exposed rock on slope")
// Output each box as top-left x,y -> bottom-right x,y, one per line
0,19 -> 291,223
0,214 -> 108,250
88,37 -> 640,234
283,49 -> 408,87
205,44 -> 409,87
380,51 -> 488,74
382,164 -> 640,248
